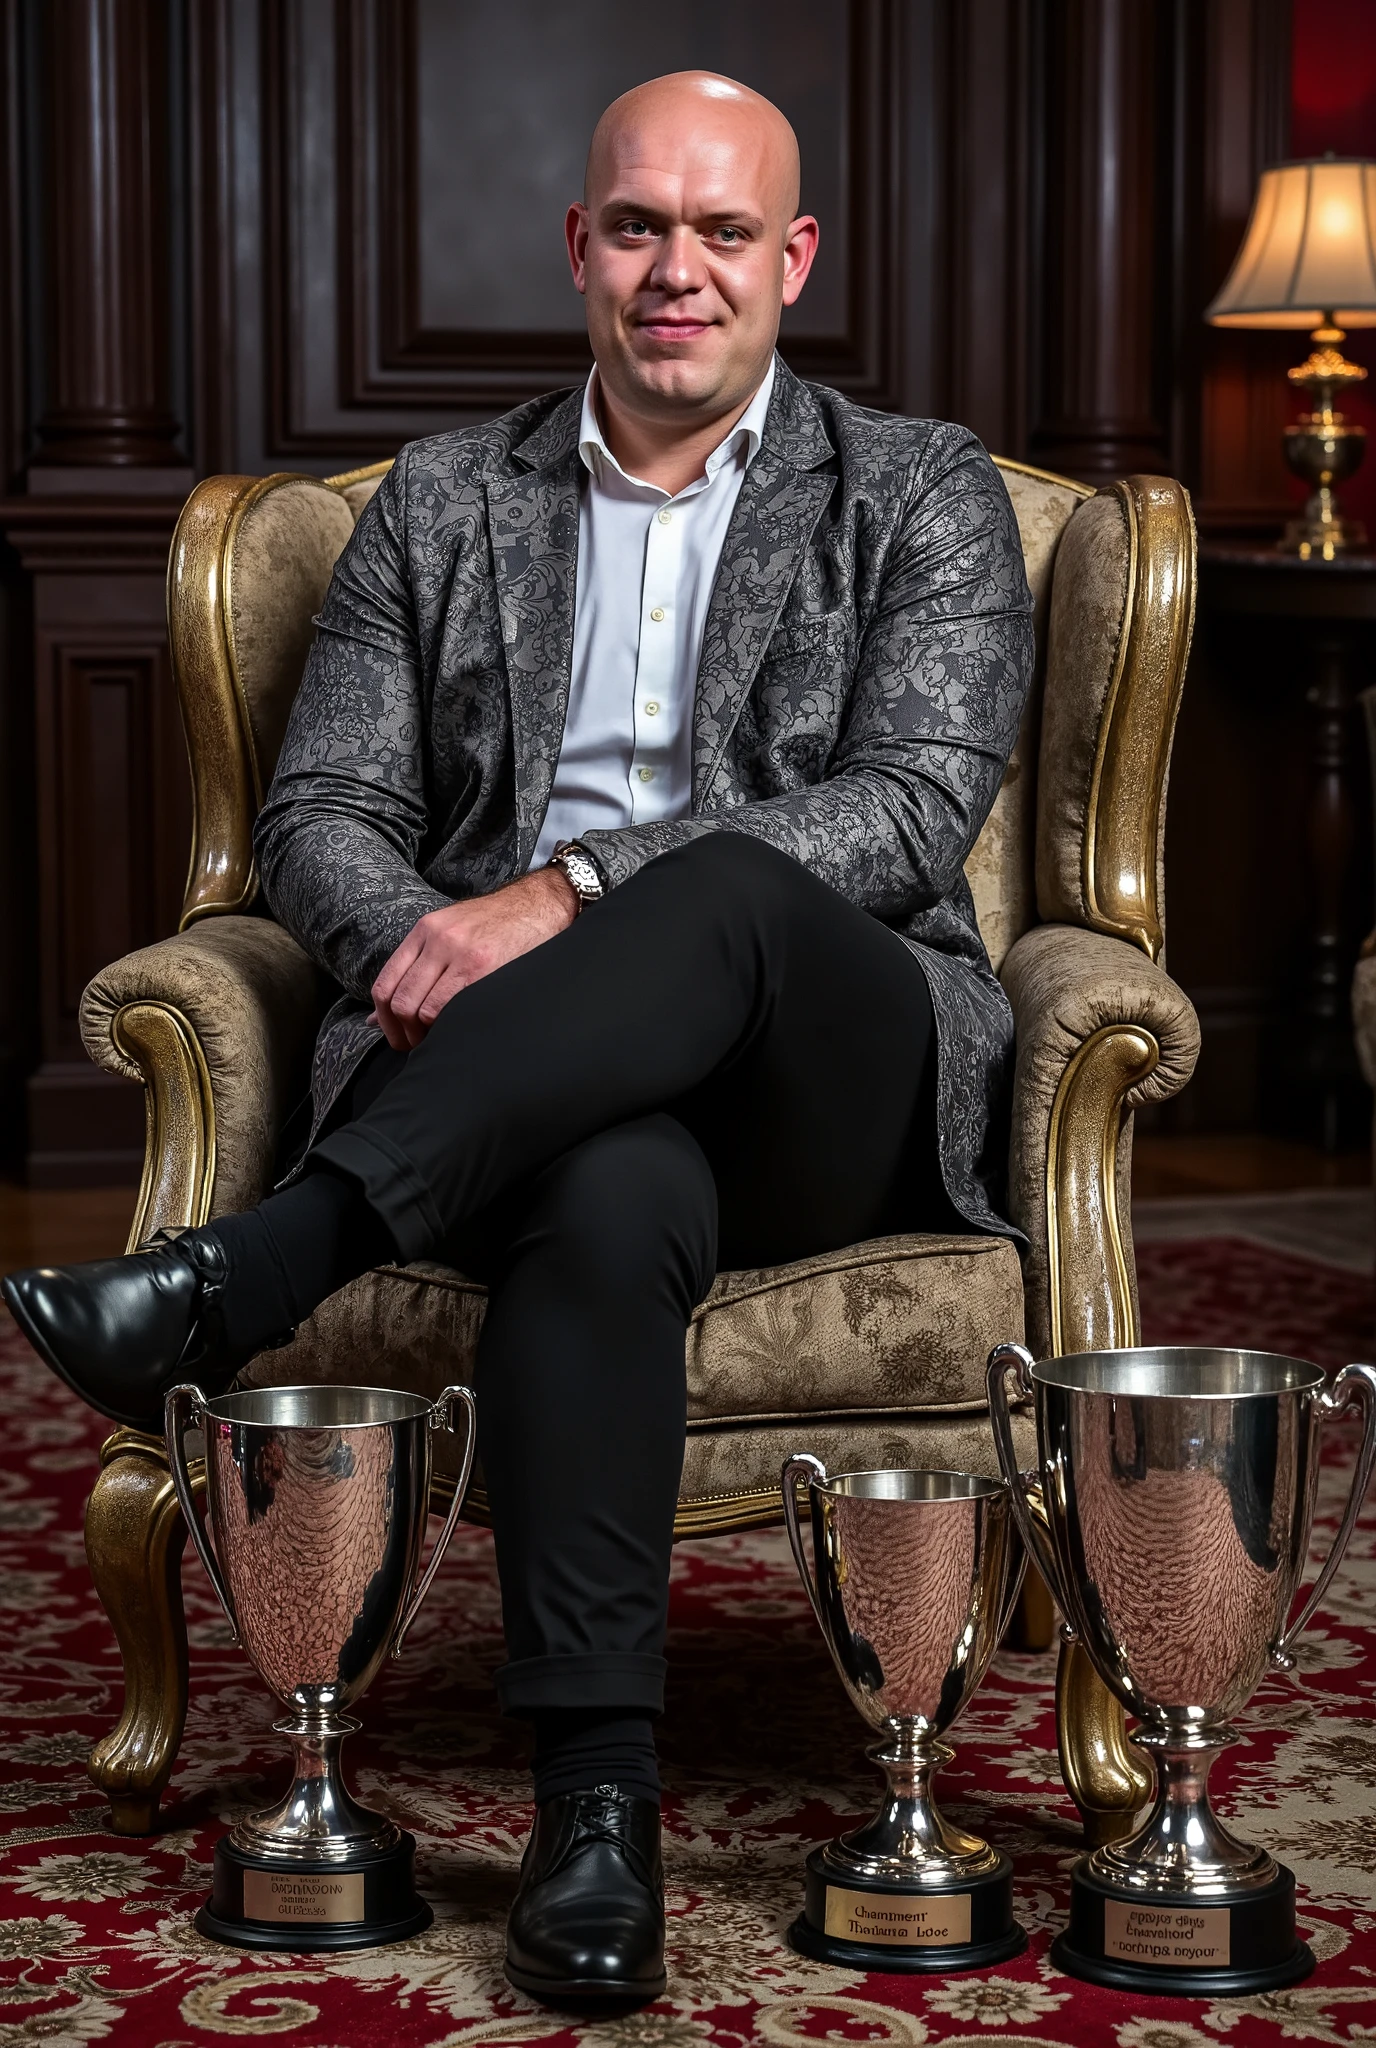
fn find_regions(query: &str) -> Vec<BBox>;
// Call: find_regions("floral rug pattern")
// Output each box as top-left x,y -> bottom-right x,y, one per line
1,1234 -> 1375,2046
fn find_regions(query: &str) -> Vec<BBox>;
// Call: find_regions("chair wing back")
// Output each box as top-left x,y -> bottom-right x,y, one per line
1034,476 -> 1196,963
169,465 -> 388,926
965,461 -> 1092,972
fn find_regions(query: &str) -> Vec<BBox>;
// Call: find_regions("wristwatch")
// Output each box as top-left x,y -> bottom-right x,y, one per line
547,839 -> 606,913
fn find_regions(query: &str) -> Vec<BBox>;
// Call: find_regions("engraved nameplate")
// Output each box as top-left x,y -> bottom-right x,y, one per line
241,1867 -> 367,1925
1103,1898 -> 1231,1969
824,1886 -> 972,1947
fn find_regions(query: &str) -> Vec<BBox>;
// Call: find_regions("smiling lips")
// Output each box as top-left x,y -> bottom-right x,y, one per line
638,318 -> 715,341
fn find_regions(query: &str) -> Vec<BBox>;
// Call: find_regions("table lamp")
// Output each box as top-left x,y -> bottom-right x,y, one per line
1206,155 -> 1376,559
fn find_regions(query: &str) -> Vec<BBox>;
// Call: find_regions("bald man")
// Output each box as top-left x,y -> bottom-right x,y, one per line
7,73 -> 1033,2004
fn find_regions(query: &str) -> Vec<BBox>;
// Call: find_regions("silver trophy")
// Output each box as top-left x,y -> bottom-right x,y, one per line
988,1342 -> 1376,1994
781,1458 -> 1028,1970
166,1380 -> 477,1950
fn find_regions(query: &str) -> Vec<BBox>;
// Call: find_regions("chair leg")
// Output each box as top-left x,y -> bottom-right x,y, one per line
1055,1636 -> 1153,1846
1005,1563 -> 1056,1651
84,1431 -> 197,1836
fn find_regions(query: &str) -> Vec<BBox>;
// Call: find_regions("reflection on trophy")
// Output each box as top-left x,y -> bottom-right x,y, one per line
781,1457 -> 1028,1971
989,1342 -> 1376,1995
166,1380 -> 477,1951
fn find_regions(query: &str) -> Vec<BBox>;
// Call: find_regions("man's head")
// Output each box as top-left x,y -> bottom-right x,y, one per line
566,72 -> 819,432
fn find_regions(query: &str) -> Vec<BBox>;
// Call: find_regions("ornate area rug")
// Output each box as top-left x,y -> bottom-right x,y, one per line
2,1233 -> 1376,2048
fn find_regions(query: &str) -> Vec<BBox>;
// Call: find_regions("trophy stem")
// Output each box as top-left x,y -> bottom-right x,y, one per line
1091,1725 -> 1275,1895
231,1711 -> 399,1864
824,1728 -> 1001,1884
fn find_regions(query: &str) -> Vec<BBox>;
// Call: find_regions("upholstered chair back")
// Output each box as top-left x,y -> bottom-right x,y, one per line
169,456 -> 1192,969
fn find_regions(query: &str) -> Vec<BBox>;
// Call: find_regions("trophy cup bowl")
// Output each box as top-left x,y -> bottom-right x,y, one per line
166,1379 -> 478,1951
988,1342 -> 1376,1995
781,1457 -> 1028,1971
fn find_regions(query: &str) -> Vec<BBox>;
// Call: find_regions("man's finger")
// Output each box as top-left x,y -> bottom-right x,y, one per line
372,925 -> 426,1006
415,967 -> 469,1027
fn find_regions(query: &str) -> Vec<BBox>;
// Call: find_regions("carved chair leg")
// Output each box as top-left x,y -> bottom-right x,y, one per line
1005,1564 -> 1056,1651
1055,1636 -> 1153,1846
84,1431 -> 200,1835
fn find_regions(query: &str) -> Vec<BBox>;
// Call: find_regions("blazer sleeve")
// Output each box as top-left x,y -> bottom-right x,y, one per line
580,425 -> 1035,923
253,448 -> 452,1000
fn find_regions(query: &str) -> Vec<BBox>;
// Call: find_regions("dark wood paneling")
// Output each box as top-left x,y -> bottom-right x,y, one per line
30,0 -> 183,471
7,503 -> 190,1183
253,0 -> 905,455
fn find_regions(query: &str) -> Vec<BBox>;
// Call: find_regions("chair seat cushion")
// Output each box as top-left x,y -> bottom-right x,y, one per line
242,1229 -> 1022,1422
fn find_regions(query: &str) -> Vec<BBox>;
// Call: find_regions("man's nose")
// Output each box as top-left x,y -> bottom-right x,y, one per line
649,226 -> 708,295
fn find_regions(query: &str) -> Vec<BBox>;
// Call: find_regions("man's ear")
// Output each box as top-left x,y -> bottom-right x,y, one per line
781,214 -> 820,307
566,203 -> 590,295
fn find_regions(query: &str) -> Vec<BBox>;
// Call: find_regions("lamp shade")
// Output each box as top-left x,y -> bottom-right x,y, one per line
1205,158 -> 1376,329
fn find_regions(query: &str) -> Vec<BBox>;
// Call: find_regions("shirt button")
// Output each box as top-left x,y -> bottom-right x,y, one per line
643,700 -> 660,716
650,606 -> 666,622
638,767 -> 654,782
657,508 -> 673,525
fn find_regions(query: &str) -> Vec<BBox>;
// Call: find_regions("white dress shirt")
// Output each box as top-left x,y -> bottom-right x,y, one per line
530,359 -> 776,870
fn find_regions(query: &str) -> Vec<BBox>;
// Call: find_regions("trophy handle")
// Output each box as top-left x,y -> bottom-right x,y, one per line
392,1382 -> 478,1658
1272,1359 -> 1376,1668
986,1342 -> 1071,1628
164,1381 -> 240,1645
781,1452 -> 829,1635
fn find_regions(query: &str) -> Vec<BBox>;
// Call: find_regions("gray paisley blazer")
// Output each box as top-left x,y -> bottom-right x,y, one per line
255,358 -> 1034,1239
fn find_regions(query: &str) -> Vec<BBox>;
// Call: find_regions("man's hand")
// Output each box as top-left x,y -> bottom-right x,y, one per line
370,867 -> 580,1050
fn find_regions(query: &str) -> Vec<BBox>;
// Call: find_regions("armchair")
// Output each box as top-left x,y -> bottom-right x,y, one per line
78,454 -> 1199,1843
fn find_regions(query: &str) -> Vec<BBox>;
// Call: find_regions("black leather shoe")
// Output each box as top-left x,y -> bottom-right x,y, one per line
505,1787 -> 666,2007
1,1227 -> 270,1430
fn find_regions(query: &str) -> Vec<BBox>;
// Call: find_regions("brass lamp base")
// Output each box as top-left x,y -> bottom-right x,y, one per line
1281,326 -> 1368,560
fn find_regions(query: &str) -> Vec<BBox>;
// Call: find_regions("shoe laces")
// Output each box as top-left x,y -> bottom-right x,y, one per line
551,1789 -> 659,1893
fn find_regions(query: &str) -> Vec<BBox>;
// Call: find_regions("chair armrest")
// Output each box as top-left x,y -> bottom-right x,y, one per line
1354,954 -> 1376,1091
1002,923 -> 1199,1359
80,917 -> 325,1245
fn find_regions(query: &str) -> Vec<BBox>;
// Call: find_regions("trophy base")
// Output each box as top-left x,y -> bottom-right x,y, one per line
1051,1857 -> 1315,1996
196,1830 -> 432,1952
788,1845 -> 1026,1973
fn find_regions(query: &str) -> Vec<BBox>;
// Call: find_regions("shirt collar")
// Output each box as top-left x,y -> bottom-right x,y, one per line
578,356 -> 776,489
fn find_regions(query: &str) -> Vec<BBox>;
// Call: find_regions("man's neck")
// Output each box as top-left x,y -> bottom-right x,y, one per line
593,375 -> 762,497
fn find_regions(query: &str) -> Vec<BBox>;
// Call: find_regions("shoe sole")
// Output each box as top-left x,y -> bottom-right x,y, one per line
1,1277 -> 163,1434
504,1961 -> 667,2008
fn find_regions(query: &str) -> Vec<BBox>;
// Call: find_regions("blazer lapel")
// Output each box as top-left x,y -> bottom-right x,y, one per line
692,363 -> 837,805
487,391 -> 583,868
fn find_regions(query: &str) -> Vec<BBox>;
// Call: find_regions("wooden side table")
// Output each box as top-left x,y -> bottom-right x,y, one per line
1199,545 -> 1376,1152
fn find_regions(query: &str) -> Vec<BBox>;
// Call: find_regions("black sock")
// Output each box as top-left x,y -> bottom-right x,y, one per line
531,1709 -> 661,1807
206,1167 -> 395,1356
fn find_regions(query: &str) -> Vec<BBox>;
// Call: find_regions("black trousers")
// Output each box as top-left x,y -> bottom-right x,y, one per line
312,835 -> 948,1717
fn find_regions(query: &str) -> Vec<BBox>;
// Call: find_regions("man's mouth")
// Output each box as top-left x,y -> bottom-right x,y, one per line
636,318 -> 714,341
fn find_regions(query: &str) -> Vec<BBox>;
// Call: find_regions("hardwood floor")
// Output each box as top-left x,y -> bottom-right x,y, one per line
0,1133 -> 1368,1272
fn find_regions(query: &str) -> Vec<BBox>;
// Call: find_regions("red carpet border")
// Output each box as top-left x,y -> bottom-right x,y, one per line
0,1234 -> 1373,2045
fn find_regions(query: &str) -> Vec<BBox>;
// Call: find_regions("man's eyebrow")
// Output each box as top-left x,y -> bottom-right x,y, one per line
597,199 -> 768,234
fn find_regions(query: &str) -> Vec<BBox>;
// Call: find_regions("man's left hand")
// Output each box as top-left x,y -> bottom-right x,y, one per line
370,867 -> 579,1050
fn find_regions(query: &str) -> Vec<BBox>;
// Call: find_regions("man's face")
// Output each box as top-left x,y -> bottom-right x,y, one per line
566,100 -> 818,426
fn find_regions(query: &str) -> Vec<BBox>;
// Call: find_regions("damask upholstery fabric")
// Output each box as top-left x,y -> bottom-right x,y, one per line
1000,921 -> 1201,1356
225,479 -> 356,797
1354,955 -> 1376,1092
1035,492 -> 1132,932
79,917 -> 323,1220
962,468 -> 1085,973
236,1234 -> 1028,1500
253,357 -> 1036,1239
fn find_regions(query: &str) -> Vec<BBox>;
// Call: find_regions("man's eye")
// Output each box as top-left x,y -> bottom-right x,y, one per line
621,220 -> 651,237
717,227 -> 744,244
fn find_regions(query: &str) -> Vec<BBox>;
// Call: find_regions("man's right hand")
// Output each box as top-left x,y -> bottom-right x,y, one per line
369,867 -> 580,1050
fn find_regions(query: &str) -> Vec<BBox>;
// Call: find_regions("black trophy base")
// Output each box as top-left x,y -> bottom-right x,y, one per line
1051,1856 -> 1315,1996
196,1830 -> 433,1952
788,1845 -> 1026,1973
